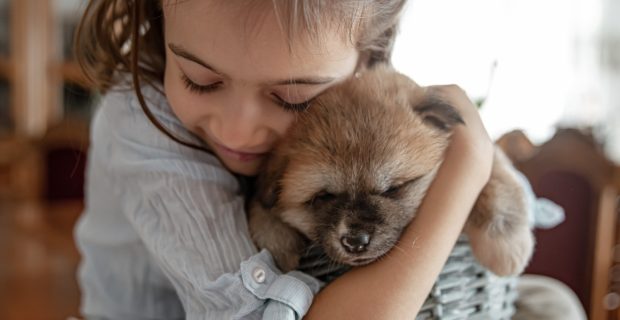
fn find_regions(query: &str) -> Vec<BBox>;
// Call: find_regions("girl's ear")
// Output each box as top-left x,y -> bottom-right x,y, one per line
413,98 -> 465,131
256,154 -> 288,209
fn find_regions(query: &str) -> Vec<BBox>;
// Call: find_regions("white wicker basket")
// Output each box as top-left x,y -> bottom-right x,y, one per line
299,235 -> 518,319
415,236 -> 518,319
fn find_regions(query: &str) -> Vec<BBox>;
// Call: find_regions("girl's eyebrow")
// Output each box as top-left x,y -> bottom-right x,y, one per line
168,43 -> 336,86
169,43 -> 221,74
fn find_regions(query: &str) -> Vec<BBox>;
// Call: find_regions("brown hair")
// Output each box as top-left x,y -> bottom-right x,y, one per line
74,0 -> 407,151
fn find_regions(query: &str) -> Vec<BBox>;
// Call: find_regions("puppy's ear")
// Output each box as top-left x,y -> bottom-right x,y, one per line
413,98 -> 465,131
256,154 -> 288,209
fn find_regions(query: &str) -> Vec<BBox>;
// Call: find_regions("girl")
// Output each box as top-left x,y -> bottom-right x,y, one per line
74,0 -> 497,319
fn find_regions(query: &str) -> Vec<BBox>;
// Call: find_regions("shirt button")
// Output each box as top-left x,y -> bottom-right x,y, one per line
253,267 -> 266,284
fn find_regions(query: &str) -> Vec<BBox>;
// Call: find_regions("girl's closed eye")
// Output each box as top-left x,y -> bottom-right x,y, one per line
181,73 -> 222,94
271,93 -> 314,112
271,86 -> 321,112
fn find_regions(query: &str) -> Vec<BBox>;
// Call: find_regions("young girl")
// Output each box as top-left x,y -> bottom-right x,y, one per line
73,0 -> 497,319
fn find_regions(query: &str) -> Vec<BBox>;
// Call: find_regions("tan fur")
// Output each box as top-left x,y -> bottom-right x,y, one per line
249,66 -> 534,276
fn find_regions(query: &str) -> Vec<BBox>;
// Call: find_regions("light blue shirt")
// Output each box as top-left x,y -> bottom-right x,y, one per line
75,80 -> 565,320
75,84 -> 321,320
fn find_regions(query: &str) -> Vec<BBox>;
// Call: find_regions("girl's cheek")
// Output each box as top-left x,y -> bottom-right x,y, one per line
177,95 -> 213,130
164,71 -> 204,124
166,88 -> 197,128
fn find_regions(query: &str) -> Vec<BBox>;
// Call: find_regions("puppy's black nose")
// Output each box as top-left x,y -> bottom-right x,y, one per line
341,233 -> 370,253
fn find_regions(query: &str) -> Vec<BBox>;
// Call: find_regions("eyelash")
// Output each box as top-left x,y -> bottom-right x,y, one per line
271,94 -> 313,113
181,74 -> 221,94
180,74 -> 313,112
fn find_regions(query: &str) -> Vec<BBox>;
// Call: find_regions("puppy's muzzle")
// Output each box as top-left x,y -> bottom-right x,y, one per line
341,232 -> 371,253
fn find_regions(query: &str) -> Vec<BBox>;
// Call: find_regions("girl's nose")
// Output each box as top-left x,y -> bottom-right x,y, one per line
212,97 -> 266,150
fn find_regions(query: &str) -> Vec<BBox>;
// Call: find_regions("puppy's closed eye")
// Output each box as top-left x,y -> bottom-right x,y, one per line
381,185 -> 405,198
307,190 -> 338,206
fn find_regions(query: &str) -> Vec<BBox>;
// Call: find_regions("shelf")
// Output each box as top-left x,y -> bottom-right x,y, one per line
0,56 -> 11,80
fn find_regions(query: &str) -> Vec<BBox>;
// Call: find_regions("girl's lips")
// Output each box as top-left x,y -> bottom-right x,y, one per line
214,142 -> 268,162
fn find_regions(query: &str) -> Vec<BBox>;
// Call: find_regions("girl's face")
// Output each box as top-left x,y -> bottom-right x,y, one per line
162,1 -> 359,176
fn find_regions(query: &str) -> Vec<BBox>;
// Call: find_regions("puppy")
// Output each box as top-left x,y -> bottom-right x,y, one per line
248,66 -> 534,277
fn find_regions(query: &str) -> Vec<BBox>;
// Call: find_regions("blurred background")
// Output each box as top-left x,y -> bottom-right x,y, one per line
0,0 -> 618,319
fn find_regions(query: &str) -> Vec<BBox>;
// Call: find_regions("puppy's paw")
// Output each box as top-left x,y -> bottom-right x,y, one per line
467,222 -> 534,276
248,203 -> 307,272
272,251 -> 301,273
253,228 -> 306,272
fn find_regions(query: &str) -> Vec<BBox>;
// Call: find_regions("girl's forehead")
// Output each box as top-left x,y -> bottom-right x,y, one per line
162,0 -> 359,83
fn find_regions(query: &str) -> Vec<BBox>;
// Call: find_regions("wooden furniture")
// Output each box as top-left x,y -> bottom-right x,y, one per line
1,0 -> 89,137
0,136 -> 42,201
498,129 -> 620,320
39,119 -> 89,202
0,200 -> 83,320
0,0 -> 91,202
7,0 -> 58,137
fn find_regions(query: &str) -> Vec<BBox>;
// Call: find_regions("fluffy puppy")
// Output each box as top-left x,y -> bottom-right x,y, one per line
248,66 -> 534,277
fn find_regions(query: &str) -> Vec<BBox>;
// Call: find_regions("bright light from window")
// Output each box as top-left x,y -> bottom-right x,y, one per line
392,0 -> 601,145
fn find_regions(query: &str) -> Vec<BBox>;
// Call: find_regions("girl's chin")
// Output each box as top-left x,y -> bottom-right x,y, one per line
220,157 -> 264,177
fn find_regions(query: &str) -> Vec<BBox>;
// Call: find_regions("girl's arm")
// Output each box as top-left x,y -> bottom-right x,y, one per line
305,84 -> 494,319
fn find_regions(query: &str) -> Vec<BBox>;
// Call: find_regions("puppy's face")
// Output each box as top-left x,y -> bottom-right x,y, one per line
258,67 -> 463,266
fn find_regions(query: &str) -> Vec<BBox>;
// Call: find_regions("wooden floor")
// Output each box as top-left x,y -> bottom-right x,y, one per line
0,200 -> 83,320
